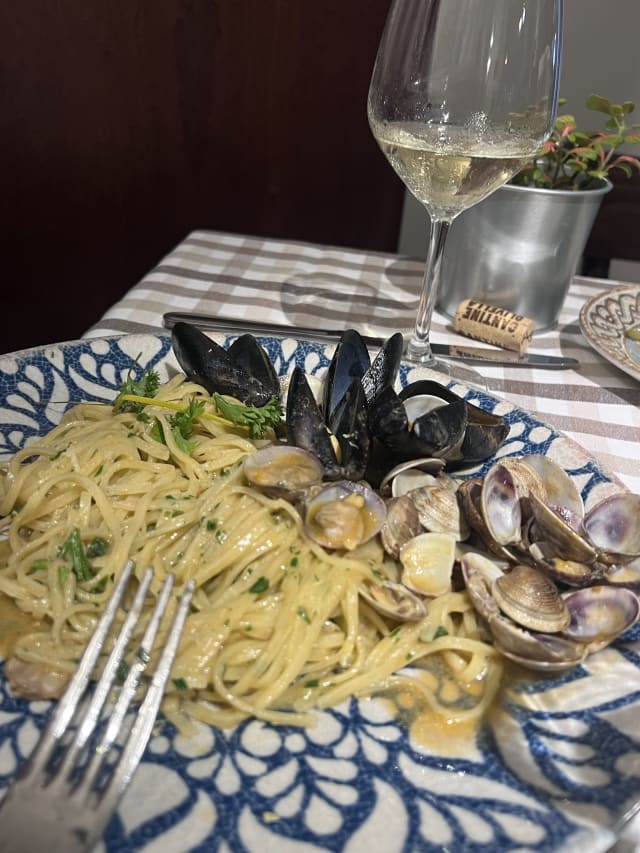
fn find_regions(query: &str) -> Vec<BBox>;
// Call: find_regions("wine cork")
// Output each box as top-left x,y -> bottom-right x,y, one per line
452,299 -> 536,353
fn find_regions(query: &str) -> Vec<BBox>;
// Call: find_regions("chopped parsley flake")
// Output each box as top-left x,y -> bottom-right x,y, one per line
297,605 -> 311,623
249,576 -> 269,595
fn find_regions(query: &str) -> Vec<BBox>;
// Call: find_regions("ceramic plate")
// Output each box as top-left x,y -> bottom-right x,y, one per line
1,334 -> 639,853
579,284 -> 640,381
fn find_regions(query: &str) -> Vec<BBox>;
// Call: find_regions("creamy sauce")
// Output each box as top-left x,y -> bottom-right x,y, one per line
0,592 -> 42,657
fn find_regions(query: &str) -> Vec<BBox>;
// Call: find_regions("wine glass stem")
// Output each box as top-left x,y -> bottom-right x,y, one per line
407,217 -> 450,364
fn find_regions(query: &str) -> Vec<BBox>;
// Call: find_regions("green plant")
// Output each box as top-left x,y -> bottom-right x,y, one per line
511,94 -> 640,190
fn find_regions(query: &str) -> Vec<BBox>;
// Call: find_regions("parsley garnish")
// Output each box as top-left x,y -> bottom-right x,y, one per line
212,394 -> 282,439
59,528 -> 92,581
170,399 -> 205,453
113,361 -> 160,413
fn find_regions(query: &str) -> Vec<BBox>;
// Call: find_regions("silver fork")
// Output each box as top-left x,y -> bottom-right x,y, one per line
0,560 -> 195,853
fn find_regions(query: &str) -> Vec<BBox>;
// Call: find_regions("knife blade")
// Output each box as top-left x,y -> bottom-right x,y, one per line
162,312 -> 579,369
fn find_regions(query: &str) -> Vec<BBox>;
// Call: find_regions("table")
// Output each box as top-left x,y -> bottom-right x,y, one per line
86,228 -> 640,496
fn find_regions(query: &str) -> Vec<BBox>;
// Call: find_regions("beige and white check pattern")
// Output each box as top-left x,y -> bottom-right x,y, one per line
85,229 -> 640,494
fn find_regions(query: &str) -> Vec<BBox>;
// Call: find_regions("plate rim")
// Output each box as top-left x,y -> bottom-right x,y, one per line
579,283 -> 640,381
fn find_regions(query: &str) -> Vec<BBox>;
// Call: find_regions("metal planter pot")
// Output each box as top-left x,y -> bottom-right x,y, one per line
437,179 -> 612,330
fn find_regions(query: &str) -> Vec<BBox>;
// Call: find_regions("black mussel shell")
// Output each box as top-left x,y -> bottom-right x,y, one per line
286,367 -> 342,479
322,330 -> 371,422
172,322 -> 277,406
367,386 -> 409,441
328,378 -> 370,481
461,422 -> 510,463
371,379 -> 508,468
412,398 -> 468,459
227,334 -> 280,401
361,332 -> 404,405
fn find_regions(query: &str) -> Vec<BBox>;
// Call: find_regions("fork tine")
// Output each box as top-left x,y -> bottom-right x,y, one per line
55,565 -> 154,781
96,576 -> 195,810
76,571 -> 188,799
0,564 -> 195,853
24,558 -> 137,780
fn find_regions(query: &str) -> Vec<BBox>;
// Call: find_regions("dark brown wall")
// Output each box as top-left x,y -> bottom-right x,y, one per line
0,1 -> 402,353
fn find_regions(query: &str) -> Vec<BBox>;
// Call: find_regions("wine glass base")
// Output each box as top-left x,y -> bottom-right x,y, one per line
404,339 -> 489,391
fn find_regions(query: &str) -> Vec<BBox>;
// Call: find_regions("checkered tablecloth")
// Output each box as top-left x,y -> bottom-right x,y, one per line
85,229 -> 640,494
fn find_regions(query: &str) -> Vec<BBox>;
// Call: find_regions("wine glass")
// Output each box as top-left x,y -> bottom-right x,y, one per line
368,0 -> 563,370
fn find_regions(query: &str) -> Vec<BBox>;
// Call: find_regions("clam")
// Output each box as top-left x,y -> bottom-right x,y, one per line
243,445 -> 324,500
303,481 -> 386,551
378,457 -> 446,497
408,485 -> 470,540
458,478 -> 513,560
380,495 -> 423,559
399,532 -> 457,596
582,493 -> 640,563
521,454 -> 583,517
491,565 -> 570,633
528,546 -> 606,588
460,553 -> 586,672
562,585 -> 640,647
359,579 -> 427,621
488,618 -> 586,672
528,493 -> 597,564
606,557 -> 640,591
480,462 -> 524,547
460,551 -> 504,623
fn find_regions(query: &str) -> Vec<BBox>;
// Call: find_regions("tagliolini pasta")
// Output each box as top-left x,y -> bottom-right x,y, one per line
0,374 -> 502,728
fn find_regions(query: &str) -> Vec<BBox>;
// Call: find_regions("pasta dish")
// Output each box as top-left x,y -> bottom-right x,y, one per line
0,372 -> 502,729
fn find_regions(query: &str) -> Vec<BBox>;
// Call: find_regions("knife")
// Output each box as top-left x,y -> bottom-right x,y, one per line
162,312 -> 579,370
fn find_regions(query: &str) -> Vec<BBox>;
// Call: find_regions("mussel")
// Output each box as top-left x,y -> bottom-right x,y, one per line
286,330 -> 403,482
171,322 -> 280,406
367,380 -> 509,470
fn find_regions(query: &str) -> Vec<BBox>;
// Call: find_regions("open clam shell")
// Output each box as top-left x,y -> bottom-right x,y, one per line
399,532 -> 457,596
359,579 -> 427,622
380,495 -> 423,559
562,585 -> 640,647
489,617 -> 587,672
583,493 -> 640,563
243,445 -> 324,500
528,493 -> 597,564
304,480 -> 386,551
408,485 -> 470,540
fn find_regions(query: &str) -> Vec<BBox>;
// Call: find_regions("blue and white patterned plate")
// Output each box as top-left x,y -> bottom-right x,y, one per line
0,333 -> 639,853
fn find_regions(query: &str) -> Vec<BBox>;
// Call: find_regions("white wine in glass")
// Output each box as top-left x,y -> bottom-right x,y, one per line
368,0 -> 563,368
